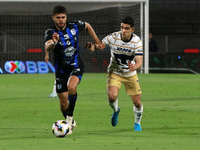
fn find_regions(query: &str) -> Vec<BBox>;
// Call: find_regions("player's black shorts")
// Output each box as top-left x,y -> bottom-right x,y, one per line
55,66 -> 84,93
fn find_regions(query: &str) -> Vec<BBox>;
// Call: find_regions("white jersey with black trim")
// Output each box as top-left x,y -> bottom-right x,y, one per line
102,31 -> 143,77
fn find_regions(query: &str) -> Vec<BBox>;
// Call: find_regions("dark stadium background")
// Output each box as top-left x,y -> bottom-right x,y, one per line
0,0 -> 199,74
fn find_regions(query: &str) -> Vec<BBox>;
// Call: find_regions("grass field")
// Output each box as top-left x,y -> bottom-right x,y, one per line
0,73 -> 200,150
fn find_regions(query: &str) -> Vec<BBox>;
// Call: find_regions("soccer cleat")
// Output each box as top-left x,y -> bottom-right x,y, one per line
134,123 -> 142,131
48,91 -> 57,98
66,116 -> 77,134
111,107 -> 120,127
71,120 -> 77,131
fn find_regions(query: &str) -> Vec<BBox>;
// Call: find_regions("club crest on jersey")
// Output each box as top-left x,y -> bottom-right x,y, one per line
71,29 -> 76,35
117,47 -> 132,53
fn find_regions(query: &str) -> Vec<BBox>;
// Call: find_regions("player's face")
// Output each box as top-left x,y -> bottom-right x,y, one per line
52,13 -> 67,30
120,23 -> 135,41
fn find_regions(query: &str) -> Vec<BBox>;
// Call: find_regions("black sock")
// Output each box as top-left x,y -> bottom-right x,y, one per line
61,108 -> 68,119
68,93 -> 77,116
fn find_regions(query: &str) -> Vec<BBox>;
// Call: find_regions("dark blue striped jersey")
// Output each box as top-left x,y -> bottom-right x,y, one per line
45,20 -> 85,73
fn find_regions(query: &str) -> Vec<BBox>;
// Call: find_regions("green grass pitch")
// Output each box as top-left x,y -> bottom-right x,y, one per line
0,73 -> 200,150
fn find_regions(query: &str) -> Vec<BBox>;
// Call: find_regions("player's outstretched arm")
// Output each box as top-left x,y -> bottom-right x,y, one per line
85,42 -> 105,51
84,22 -> 102,44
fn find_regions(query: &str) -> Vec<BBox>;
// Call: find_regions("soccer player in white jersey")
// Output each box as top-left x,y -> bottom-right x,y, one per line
85,17 -> 143,131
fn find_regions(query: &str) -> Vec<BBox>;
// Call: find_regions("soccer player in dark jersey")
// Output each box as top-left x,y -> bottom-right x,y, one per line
44,5 -> 101,134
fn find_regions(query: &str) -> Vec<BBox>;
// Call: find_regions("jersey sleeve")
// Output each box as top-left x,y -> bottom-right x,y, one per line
134,37 -> 143,56
44,29 -> 53,42
102,32 -> 119,47
102,33 -> 112,46
73,20 -> 85,31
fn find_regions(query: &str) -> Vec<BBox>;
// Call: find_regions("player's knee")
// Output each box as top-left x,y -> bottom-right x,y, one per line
67,85 -> 77,95
132,95 -> 142,108
108,93 -> 117,102
134,102 -> 141,108
133,99 -> 142,108
60,102 -> 68,109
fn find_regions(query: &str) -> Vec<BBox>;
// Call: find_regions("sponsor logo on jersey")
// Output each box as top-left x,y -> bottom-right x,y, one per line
64,46 -> 76,57
117,47 -> 132,53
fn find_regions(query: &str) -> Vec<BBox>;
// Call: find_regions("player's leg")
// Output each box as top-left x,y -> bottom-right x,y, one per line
65,66 -> 84,133
131,94 -> 143,131
55,72 -> 77,134
107,73 -> 122,126
66,75 -> 81,133
107,86 -> 119,111
67,75 -> 79,117
57,92 -> 69,119
48,80 -> 57,98
107,86 -> 120,126
55,72 -> 69,119
124,74 -> 143,131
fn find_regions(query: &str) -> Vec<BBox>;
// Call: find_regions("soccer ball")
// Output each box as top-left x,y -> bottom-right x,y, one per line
52,120 -> 70,138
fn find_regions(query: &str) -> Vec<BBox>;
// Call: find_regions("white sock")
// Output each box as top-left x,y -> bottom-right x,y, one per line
109,99 -> 118,112
66,115 -> 73,126
133,104 -> 143,124
53,80 -> 56,92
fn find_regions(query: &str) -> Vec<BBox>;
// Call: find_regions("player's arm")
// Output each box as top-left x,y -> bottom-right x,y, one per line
45,48 -> 49,63
128,55 -> 143,71
45,32 -> 59,51
84,42 -> 105,51
84,22 -> 102,44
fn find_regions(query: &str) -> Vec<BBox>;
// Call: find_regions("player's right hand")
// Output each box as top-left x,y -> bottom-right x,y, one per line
95,43 -> 105,50
52,32 -> 59,43
128,61 -> 135,72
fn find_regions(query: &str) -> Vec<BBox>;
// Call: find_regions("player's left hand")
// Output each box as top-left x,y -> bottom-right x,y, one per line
84,42 -> 92,49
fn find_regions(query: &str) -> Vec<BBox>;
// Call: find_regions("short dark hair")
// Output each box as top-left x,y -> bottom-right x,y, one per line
53,5 -> 67,15
122,17 -> 134,27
